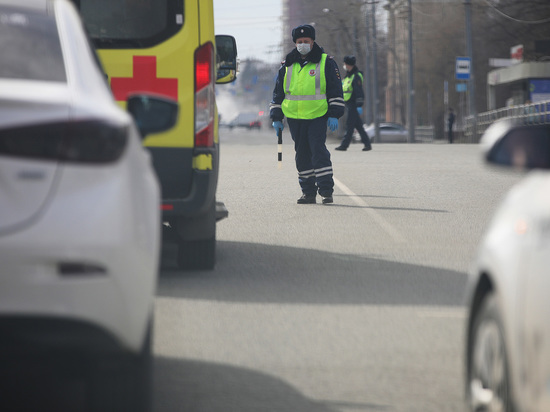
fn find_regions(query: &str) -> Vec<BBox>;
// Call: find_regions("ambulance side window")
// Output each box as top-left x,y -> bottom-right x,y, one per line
0,6 -> 66,82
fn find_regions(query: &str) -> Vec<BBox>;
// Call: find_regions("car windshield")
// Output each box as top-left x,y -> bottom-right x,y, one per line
0,5 -> 66,82
72,0 -> 183,48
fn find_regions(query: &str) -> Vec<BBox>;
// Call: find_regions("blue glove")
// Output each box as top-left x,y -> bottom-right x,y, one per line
327,117 -> 338,132
272,120 -> 284,135
357,107 -> 363,115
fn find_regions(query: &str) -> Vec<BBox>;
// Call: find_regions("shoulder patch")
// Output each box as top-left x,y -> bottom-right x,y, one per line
327,55 -> 334,60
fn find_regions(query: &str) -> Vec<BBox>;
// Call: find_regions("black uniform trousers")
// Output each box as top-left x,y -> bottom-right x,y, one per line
287,116 -> 334,197
340,104 -> 371,149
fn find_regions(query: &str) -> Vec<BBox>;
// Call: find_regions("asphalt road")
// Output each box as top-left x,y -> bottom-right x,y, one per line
153,127 -> 522,411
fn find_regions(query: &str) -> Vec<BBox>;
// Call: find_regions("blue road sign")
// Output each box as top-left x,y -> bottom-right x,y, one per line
456,57 -> 471,80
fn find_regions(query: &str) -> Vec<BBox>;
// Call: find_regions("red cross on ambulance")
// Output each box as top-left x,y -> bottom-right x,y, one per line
110,56 -> 178,101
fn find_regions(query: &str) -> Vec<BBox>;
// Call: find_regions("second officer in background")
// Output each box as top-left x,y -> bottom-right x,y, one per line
270,24 -> 345,204
335,55 -> 372,151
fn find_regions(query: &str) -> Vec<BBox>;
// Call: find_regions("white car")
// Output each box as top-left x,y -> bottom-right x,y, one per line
354,122 -> 408,142
465,119 -> 550,412
0,0 -> 177,410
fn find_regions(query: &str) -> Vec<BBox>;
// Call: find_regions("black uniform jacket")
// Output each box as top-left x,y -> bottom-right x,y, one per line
345,66 -> 365,108
270,43 -> 345,122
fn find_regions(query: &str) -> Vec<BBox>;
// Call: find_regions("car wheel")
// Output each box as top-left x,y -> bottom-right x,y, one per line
90,319 -> 153,412
468,293 -> 513,412
175,200 -> 216,270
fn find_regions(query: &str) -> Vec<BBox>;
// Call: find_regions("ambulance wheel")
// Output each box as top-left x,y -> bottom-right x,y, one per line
175,200 -> 216,270
177,236 -> 216,270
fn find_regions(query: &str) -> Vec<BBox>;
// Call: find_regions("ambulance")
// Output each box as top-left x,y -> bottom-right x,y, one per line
70,0 -> 237,270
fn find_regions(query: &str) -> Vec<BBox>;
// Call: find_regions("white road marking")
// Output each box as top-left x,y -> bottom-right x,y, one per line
334,177 -> 406,243
416,309 -> 466,319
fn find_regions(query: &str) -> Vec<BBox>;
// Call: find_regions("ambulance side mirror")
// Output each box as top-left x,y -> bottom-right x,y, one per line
215,34 -> 238,84
127,94 -> 179,138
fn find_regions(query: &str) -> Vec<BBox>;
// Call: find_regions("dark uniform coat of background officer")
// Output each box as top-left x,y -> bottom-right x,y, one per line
336,55 -> 372,151
270,24 -> 345,204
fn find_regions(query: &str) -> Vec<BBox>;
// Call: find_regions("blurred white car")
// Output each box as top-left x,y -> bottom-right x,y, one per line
465,119 -> 550,412
354,122 -> 408,142
0,0 -> 177,410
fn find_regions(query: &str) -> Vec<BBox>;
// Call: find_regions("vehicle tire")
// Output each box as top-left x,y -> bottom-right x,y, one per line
468,293 -> 514,412
177,235 -> 215,270
175,200 -> 216,270
90,320 -> 153,412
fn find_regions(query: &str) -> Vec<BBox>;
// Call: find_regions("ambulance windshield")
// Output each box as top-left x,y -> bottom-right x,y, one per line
74,0 -> 183,48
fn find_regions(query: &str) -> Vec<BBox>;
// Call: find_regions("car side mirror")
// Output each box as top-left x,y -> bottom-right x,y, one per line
482,121 -> 550,170
215,34 -> 238,84
126,94 -> 179,138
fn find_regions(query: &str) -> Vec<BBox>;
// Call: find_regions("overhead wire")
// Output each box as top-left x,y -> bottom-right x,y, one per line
481,0 -> 550,24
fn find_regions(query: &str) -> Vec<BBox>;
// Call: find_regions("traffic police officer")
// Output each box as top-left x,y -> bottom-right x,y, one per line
270,24 -> 345,204
336,55 -> 372,151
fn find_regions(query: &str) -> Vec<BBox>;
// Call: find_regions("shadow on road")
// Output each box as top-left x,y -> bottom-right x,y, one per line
1,353 -> 386,412
159,240 -> 467,307
153,357 -> 370,412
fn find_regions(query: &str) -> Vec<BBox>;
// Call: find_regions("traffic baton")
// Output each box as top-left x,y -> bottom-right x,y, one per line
277,128 -> 282,169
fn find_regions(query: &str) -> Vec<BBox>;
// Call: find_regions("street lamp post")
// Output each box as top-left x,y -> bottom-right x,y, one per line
384,0 -> 397,122
407,0 -> 415,143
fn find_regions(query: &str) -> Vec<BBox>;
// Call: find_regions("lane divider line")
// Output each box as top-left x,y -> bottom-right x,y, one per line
334,177 -> 406,243
416,309 -> 466,319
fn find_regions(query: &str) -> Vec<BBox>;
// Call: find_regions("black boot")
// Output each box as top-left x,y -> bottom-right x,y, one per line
297,194 -> 316,204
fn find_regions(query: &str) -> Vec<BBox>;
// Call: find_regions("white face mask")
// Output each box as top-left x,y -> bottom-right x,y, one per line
296,43 -> 311,55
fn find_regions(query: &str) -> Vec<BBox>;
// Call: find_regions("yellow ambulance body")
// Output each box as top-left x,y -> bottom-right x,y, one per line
73,0 -> 237,270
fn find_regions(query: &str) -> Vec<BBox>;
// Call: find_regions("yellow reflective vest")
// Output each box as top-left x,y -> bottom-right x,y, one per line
282,54 -> 328,119
342,72 -> 363,102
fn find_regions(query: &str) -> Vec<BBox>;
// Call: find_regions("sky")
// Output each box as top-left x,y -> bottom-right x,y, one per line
213,0 -> 283,64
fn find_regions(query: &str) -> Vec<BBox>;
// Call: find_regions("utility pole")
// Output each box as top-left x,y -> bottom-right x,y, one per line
371,0 -> 380,142
464,0 -> 476,141
364,5 -> 373,125
407,0 -> 415,143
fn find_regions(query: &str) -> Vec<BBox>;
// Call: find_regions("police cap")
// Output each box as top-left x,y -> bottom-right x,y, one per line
292,24 -> 315,43
344,55 -> 356,66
